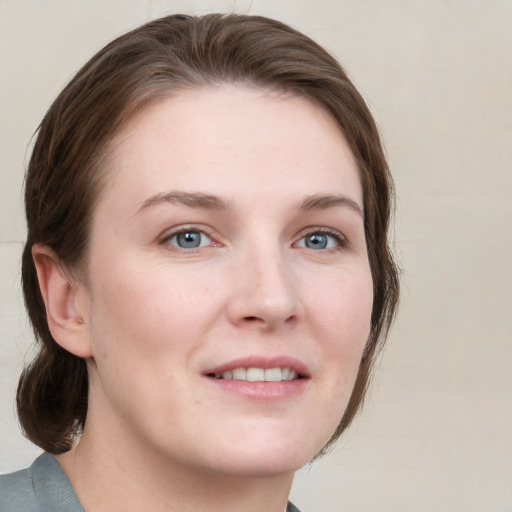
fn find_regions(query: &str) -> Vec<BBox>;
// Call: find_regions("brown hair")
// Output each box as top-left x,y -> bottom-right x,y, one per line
17,13 -> 399,454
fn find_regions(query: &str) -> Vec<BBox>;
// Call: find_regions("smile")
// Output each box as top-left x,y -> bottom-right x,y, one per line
204,357 -> 309,400
209,367 -> 299,382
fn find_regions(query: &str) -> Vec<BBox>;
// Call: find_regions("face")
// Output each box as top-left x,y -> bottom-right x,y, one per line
78,85 -> 373,477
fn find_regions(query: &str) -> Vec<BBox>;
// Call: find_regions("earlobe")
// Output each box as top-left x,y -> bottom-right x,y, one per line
32,244 -> 93,358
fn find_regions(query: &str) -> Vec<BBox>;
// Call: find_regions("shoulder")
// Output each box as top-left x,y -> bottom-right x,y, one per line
0,456 -> 40,511
287,501 -> 303,512
0,453 -> 83,512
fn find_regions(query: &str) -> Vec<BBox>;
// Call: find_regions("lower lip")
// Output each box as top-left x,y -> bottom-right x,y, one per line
205,377 -> 309,401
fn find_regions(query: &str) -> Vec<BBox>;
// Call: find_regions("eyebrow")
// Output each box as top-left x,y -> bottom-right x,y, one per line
298,194 -> 364,218
136,190 -> 363,218
136,191 -> 231,214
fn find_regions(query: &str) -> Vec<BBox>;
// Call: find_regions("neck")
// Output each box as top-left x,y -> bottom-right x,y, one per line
57,420 -> 294,512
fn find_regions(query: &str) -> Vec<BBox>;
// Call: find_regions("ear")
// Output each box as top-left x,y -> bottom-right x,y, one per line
32,244 -> 93,358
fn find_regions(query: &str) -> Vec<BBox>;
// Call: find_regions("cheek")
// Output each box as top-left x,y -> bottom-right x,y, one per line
306,265 -> 373,374
83,262 -> 212,419
293,265 -> 373,447
86,259 -> 220,363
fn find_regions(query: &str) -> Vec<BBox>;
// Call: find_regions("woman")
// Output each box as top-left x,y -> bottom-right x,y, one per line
0,13 -> 399,512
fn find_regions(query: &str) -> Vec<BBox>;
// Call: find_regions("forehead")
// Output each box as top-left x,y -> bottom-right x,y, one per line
99,85 -> 362,211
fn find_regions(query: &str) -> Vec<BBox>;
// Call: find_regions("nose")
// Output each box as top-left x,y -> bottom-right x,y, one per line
226,244 -> 304,330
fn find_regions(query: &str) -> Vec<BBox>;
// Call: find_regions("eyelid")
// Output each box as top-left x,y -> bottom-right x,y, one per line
158,224 -> 348,252
294,227 -> 348,250
159,224 -> 220,250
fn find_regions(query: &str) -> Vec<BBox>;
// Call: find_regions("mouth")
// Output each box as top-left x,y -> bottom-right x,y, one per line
204,356 -> 309,382
206,367 -> 301,382
203,357 -> 309,400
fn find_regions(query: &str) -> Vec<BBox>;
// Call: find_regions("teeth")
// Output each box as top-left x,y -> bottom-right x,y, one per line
264,368 -> 282,382
216,367 -> 299,382
232,368 -> 246,380
247,368 -> 265,381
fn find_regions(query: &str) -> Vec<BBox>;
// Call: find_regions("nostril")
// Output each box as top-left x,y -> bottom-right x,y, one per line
241,314 -> 297,327
244,316 -> 261,322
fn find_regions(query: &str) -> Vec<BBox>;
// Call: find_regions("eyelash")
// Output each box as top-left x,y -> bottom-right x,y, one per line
159,226 -> 347,252
160,226 -> 217,252
294,227 -> 348,252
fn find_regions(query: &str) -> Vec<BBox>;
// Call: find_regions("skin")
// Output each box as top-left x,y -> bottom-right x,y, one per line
34,85 -> 373,512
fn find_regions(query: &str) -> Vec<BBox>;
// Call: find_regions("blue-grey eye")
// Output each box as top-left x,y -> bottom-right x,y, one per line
306,233 -> 328,249
296,231 -> 341,250
168,230 -> 211,249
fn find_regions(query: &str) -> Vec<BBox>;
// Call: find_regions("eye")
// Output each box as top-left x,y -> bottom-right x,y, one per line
165,229 -> 213,250
295,230 -> 345,250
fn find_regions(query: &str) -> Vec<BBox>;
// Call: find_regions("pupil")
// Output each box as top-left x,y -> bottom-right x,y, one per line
177,231 -> 201,248
306,234 -> 327,249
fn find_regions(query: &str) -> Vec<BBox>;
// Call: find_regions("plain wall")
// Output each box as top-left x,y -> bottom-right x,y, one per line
1,1 -> 511,511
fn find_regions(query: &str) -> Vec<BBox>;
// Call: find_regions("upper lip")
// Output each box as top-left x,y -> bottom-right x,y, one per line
204,356 -> 310,378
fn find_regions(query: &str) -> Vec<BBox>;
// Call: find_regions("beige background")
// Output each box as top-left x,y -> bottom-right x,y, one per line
1,1 -> 511,511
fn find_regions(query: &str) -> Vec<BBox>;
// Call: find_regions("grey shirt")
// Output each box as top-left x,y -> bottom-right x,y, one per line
0,454 -> 302,511
0,453 -> 83,511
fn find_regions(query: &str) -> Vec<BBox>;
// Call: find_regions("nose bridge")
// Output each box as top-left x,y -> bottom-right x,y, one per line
252,243 -> 292,305
227,231 -> 301,328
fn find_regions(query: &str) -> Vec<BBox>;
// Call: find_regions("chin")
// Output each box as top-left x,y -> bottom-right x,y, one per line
213,452 -> 309,479
206,431 -> 328,478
